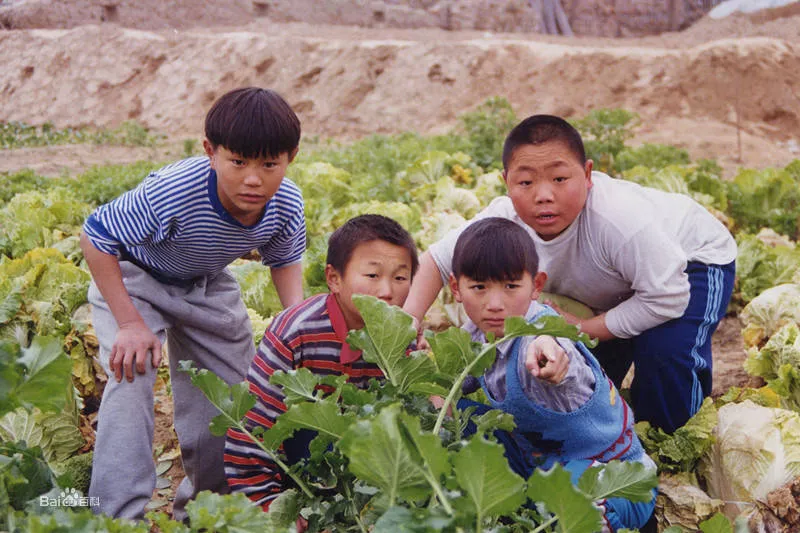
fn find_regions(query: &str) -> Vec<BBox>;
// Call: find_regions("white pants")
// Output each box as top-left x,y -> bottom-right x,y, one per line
88,262 -> 256,520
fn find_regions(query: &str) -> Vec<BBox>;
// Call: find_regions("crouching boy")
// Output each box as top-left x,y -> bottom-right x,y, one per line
451,218 -> 656,532
82,87 -> 306,520
224,214 -> 419,508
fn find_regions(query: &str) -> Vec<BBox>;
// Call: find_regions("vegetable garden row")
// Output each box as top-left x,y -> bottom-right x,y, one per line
2,101 -> 800,532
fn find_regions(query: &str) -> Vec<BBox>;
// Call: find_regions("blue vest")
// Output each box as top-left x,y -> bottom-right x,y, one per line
480,307 -> 645,470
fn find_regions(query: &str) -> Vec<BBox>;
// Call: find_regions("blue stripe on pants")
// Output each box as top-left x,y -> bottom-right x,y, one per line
591,260 -> 735,433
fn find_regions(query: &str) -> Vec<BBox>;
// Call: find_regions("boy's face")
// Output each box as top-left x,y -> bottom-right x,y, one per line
450,271 -> 547,337
503,140 -> 593,241
326,240 -> 414,330
204,140 -> 297,226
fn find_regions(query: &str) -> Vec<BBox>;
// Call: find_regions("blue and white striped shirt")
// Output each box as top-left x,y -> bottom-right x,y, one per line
83,157 -> 306,279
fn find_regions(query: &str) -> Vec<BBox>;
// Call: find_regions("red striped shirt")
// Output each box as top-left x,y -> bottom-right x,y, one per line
223,293 -> 386,509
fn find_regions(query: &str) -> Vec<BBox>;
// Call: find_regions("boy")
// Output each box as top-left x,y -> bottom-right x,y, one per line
405,114 -> 736,434
81,87 -> 306,520
224,214 -> 419,509
452,217 -> 655,532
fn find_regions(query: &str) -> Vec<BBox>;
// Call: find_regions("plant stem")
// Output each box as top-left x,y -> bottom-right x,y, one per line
236,422 -> 315,499
426,471 -> 454,516
344,483 -> 368,533
433,343 -> 496,435
530,515 -> 557,533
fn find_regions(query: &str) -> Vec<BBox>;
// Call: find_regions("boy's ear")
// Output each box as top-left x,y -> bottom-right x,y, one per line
203,138 -> 215,158
288,147 -> 299,164
325,264 -> 341,294
448,274 -> 462,302
532,271 -> 547,298
584,159 -> 594,186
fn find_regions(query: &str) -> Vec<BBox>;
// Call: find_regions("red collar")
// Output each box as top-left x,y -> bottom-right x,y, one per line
326,294 -> 363,364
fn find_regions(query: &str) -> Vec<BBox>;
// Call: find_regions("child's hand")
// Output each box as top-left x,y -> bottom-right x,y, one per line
430,395 -> 454,416
525,336 -> 568,384
412,316 -> 430,351
110,322 -> 162,383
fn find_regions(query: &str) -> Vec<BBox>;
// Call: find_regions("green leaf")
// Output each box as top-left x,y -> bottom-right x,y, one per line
265,489 -> 302,530
503,315 -> 598,349
700,512 -> 734,533
180,362 -> 256,437
373,506 -> 454,533
14,336 -> 72,413
471,409 -> 516,435
452,437 -> 526,520
339,382 -> 379,409
348,295 -> 430,393
0,440 -> 56,510
395,351 -> 438,393
269,368 -> 326,405
229,260 -> 284,319
184,490 -> 273,532
0,279 -> 24,324
576,460 -> 658,503
275,399 -> 355,442
405,382 -> 450,399
527,464 -> 602,533
0,407 -> 83,463
398,412 -> 451,483
340,404 -> 431,505
635,397 -> 717,473
427,327 -> 480,376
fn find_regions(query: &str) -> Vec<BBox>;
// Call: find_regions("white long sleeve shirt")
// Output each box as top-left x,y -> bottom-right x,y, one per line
429,172 -> 737,339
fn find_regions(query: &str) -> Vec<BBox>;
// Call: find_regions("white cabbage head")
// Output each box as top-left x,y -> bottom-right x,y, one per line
699,401 -> 800,521
740,283 -> 800,348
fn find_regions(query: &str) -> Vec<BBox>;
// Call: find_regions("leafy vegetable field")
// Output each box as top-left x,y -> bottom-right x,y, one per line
2,101 -> 800,532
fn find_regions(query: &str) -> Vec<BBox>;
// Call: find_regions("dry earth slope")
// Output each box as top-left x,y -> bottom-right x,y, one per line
1,23 -> 799,166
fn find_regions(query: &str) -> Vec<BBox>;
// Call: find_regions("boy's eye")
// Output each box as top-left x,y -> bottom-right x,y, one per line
263,162 -> 277,169
505,283 -> 521,290
232,159 -> 245,166
469,284 -> 485,291
395,275 -> 408,282
554,176 -> 568,183
365,273 -> 378,279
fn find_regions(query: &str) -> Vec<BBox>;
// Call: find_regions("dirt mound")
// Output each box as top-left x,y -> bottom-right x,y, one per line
0,0 -> 762,37
0,0 -> 544,33
1,24 -> 798,155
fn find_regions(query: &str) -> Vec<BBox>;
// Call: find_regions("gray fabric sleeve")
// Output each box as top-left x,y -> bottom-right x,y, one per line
604,224 -> 691,338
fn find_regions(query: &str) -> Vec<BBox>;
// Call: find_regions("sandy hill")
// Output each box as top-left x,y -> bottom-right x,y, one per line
0,4 -> 799,174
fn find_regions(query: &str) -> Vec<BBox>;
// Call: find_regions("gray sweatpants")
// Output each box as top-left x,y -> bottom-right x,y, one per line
87,262 -> 256,521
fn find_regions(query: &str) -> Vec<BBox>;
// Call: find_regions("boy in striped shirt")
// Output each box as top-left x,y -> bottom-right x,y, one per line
80,87 -> 306,520
224,214 -> 418,510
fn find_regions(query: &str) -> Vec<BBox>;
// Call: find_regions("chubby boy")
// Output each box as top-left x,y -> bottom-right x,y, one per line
224,214 -> 419,508
406,115 -> 736,433
452,217 -> 655,532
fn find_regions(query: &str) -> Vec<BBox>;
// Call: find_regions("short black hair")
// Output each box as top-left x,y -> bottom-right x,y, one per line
452,218 -> 539,282
326,214 -> 419,277
502,114 -> 586,169
204,87 -> 301,159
